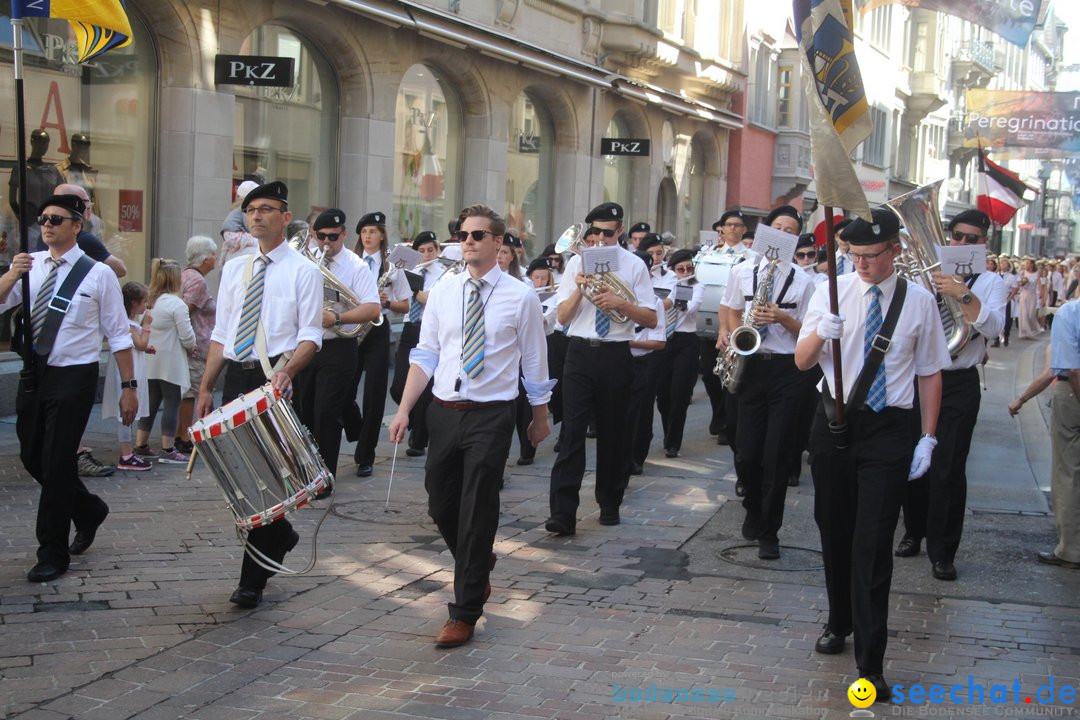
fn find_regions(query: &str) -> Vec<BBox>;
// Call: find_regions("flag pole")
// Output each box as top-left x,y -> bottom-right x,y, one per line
823,208 -> 847,448
11,12 -> 35,392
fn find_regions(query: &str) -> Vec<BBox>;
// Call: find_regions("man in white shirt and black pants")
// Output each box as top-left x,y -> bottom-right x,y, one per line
546,202 -> 656,535
895,209 -> 1007,581
390,204 -> 552,648
796,208 -> 950,701
196,181 -> 323,608
293,209 -> 380,492
1,193 -> 138,582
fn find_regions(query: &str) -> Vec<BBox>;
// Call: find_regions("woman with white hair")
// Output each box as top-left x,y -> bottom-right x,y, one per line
218,180 -> 258,268
176,236 -> 218,449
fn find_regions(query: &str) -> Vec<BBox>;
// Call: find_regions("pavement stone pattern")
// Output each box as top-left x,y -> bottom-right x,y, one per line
1,339 -> 1078,719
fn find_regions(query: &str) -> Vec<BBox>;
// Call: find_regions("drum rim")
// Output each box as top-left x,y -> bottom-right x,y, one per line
189,384 -> 282,441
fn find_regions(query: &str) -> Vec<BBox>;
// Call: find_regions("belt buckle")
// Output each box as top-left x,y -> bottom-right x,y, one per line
588,338 -> 602,347
48,295 -> 71,313
239,360 -> 258,370
871,335 -> 892,354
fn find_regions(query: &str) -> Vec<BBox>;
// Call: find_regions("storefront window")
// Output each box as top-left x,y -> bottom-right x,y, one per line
0,8 -> 156,279
234,25 -> 337,224
680,137 -> 705,247
394,64 -> 461,242
506,92 -> 553,259
603,116 -> 633,220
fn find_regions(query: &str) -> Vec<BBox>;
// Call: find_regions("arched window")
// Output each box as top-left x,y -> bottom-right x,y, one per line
603,115 -> 634,220
234,25 -> 338,222
656,177 -> 677,235
506,92 -> 553,259
393,64 -> 462,242
680,137 -> 706,247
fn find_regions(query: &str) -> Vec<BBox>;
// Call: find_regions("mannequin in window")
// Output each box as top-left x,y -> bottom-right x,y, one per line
56,134 -> 103,238
9,129 -> 63,251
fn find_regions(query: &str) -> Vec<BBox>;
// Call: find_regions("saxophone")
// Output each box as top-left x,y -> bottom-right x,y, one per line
713,259 -> 779,393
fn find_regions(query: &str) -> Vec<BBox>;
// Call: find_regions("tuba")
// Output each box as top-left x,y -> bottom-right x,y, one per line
714,258 -> 779,392
289,233 -> 383,340
555,223 -> 637,325
884,180 -> 972,356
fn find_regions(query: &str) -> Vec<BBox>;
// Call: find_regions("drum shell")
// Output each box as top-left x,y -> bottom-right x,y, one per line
694,255 -> 736,336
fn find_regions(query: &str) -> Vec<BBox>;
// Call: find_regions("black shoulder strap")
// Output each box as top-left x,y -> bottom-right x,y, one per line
775,268 -> 796,308
35,254 -> 96,357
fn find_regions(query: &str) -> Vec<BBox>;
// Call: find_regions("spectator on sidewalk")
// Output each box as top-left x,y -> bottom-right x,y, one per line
176,236 -> 218,452
107,282 -> 153,471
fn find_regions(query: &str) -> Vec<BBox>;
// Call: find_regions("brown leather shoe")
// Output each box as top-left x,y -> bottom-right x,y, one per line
435,619 -> 475,648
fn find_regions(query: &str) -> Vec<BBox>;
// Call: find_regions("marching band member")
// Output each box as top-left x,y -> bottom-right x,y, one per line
346,211 -> 410,477
497,234 -> 525,280
390,231 -> 443,457
196,181 -> 323,608
632,233 -> 674,462
528,258 -> 568,430
2,193 -> 137,582
388,204 -> 551,648
627,222 -> 650,252
628,252 -> 668,475
796,208 -> 949,701
895,209 -> 1006,581
546,202 -> 656,535
719,205 -> 815,559
656,249 -> 704,458
292,209 -> 380,492
791,233 -> 825,486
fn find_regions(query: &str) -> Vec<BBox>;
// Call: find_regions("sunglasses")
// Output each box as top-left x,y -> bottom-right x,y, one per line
454,229 -> 495,242
316,231 -> 343,242
795,251 -> 817,260
585,227 -> 617,237
38,214 -> 76,226
951,231 -> 983,244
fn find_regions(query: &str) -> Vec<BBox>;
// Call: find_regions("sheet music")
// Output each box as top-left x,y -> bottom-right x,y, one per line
937,244 -> 987,276
750,225 -> 799,264
582,246 -> 621,275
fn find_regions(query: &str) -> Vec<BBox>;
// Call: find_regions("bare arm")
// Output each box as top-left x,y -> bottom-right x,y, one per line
1009,345 -> 1054,416
105,254 -> 127,278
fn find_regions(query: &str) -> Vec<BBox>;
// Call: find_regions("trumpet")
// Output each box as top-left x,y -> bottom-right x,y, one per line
555,223 -> 637,324
289,233 -> 382,340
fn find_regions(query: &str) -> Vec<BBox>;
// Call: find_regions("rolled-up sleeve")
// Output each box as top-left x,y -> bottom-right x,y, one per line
409,282 -> 442,379
210,262 -> 238,347
295,262 -> 324,350
518,291 -> 555,405
100,269 -> 134,353
971,273 -> 1007,341
1051,301 -> 1080,373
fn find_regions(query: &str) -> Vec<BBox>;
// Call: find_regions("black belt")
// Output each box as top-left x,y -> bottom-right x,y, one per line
228,355 -> 281,371
943,366 -> 979,375
751,352 -> 794,361
434,397 -> 513,411
1057,374 -> 1070,381
569,337 -> 630,348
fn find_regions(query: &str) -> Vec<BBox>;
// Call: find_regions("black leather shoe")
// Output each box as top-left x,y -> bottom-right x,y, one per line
894,536 -> 921,557
545,517 -> 575,536
629,463 -> 643,476
735,480 -> 745,498
741,513 -> 761,541
314,487 -> 333,501
554,439 -> 561,453
27,562 -> 66,583
598,507 -> 620,526
405,447 -> 425,457
932,560 -> 957,581
862,674 -> 892,703
1038,550 -> 1080,568
787,474 -> 799,487
516,456 -> 534,466
70,509 -> 108,555
758,538 -> 780,560
664,448 -> 678,458
814,629 -> 846,654
585,428 -> 597,439
229,586 -> 263,608
355,464 -> 373,477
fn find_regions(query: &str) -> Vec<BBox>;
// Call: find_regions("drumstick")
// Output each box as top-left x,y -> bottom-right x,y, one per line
384,441 -> 400,511
186,444 -> 198,480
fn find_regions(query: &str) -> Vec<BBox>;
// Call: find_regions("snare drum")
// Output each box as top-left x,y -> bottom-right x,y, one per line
189,384 -> 331,532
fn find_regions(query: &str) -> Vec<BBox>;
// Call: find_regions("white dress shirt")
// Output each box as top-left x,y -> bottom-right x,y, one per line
721,259 -> 816,354
362,249 -> 412,315
409,264 -> 554,405
406,261 -> 446,325
557,247 -> 656,342
631,299 -> 667,357
539,291 -> 559,335
670,281 -> 705,333
1,244 -> 131,366
835,252 -> 853,276
799,271 -> 951,409
211,241 -> 323,359
321,246 -> 379,340
949,271 -> 1007,371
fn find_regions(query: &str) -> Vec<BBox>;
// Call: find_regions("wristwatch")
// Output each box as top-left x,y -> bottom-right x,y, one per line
960,292 -> 973,304
120,379 -> 138,390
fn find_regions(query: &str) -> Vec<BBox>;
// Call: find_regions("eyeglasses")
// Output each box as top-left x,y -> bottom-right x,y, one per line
722,222 -> 746,229
316,231 -> 343,242
37,214 -> 75,226
244,205 -> 284,216
673,264 -> 695,274
454,229 -> 495,242
795,251 -> 817,260
951,231 -> 983,244
585,227 -> 617,238
849,248 -> 893,263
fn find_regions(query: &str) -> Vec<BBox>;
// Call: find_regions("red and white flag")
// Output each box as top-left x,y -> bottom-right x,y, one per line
977,146 -> 1037,226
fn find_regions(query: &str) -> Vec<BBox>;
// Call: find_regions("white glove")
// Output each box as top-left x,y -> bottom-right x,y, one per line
908,435 -> 937,480
816,313 -> 845,341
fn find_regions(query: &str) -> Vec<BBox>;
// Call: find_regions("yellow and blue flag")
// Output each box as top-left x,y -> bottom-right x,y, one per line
12,0 -> 132,63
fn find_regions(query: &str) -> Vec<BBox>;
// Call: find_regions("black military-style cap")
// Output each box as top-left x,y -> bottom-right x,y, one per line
843,208 -> 902,246
312,208 -> 346,231
504,231 -> 523,249
764,205 -> 803,233
412,230 -> 437,250
713,210 -> 746,231
39,193 -> 85,218
241,181 -> 289,211
355,211 -> 386,233
585,202 -> 624,223
947,209 -> 991,233
638,232 -> 664,254
628,222 -> 650,234
796,233 -> 816,249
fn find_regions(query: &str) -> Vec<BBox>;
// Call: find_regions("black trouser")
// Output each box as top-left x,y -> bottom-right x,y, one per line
1002,302 -> 1013,344
223,360 -> 297,591
656,332 -> 700,452
17,361 -> 107,570
294,337 -> 358,478
735,354 -> 805,542
425,400 -> 515,624
810,402 -> 913,676
699,337 -> 726,434
627,353 -> 662,469
390,322 -> 433,450
791,366 -> 823,477
901,367 -> 981,564
348,319 -> 390,466
547,331 -> 569,425
549,339 -> 633,526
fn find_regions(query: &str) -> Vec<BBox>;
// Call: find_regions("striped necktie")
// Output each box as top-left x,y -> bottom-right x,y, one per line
594,306 -> 610,338
31,257 -> 63,349
665,302 -> 679,338
233,255 -> 269,360
365,255 -> 376,275
864,285 -> 887,412
408,269 -> 425,323
462,278 -> 485,378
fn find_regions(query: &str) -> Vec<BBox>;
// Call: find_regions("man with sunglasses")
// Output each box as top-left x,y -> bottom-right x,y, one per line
894,208 -> 1007,582
292,209 -> 380,495
196,181 -> 323,609
1,193 -> 138,583
546,202 -> 656,536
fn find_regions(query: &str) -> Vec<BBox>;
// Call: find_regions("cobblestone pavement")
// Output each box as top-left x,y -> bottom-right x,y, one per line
1,338 -> 1078,720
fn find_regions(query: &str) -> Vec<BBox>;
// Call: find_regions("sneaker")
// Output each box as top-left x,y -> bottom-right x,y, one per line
158,448 -> 189,464
174,438 -> 194,454
132,445 -> 159,459
77,450 -> 115,477
117,454 -> 152,471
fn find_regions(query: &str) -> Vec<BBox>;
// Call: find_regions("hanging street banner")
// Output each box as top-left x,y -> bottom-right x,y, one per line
961,89 -> 1080,158
860,0 -> 1042,48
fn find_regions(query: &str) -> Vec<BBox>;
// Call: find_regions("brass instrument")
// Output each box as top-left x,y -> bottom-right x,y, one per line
884,180 -> 972,356
714,259 -> 779,392
289,233 -> 380,340
555,223 -> 637,325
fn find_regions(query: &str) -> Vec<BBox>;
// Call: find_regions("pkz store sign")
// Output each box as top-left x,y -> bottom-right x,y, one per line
601,138 -> 650,156
214,55 -> 295,87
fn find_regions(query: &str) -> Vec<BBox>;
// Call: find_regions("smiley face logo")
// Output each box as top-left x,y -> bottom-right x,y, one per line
848,678 -> 876,708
